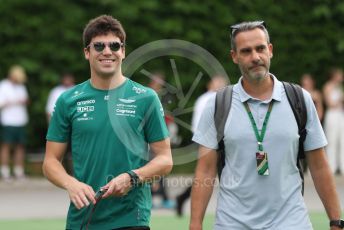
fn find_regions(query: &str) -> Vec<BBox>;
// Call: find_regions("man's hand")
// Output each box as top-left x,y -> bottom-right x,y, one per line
101,173 -> 132,198
65,178 -> 96,209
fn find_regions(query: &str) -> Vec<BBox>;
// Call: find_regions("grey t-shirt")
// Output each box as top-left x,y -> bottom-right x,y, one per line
192,75 -> 327,230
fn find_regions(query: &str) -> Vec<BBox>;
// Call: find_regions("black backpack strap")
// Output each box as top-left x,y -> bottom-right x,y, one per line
214,85 -> 233,179
282,81 -> 307,195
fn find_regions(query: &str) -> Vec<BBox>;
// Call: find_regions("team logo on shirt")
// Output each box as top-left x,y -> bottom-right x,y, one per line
132,86 -> 147,94
77,112 -> 94,121
71,90 -> 85,98
115,100 -> 137,117
76,99 -> 95,121
119,98 -> 136,103
77,99 -> 95,106
77,106 -> 94,113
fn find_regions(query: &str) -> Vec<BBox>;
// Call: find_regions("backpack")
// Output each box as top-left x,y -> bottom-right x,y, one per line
214,82 -> 307,194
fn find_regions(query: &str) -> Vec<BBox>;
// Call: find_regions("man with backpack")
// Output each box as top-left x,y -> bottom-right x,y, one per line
190,21 -> 343,230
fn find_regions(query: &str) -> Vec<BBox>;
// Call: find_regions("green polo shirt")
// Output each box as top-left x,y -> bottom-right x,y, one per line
47,78 -> 169,229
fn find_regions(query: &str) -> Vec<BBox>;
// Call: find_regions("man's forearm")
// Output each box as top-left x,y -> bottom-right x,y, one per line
133,154 -> 173,183
42,158 -> 76,190
311,166 -> 342,220
190,175 -> 215,228
307,148 -> 342,221
134,139 -> 172,182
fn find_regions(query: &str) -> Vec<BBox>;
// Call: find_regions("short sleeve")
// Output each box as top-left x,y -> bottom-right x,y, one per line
0,82 -> 5,108
303,89 -> 327,151
143,92 -> 169,143
46,94 -> 71,142
192,93 -> 218,149
45,90 -> 55,114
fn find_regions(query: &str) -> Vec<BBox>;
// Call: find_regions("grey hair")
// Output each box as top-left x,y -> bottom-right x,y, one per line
230,21 -> 270,51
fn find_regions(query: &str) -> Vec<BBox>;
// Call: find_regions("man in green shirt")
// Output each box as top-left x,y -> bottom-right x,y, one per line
43,15 -> 173,230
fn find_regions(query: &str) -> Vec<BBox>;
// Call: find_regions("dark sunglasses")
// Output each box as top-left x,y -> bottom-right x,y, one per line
230,21 -> 267,35
87,41 -> 124,52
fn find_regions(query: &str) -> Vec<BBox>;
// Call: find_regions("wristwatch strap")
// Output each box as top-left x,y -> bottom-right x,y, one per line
126,170 -> 140,186
330,219 -> 344,228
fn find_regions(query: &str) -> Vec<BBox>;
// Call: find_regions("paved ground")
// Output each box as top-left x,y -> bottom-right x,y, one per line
0,174 -> 343,220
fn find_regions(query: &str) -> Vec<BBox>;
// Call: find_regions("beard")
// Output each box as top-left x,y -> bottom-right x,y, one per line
240,62 -> 270,82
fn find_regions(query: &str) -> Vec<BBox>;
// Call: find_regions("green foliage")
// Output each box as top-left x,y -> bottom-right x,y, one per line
0,0 -> 343,152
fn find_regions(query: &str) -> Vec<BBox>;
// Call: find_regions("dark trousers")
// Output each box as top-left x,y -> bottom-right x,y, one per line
177,186 -> 191,202
68,226 -> 149,230
151,178 -> 168,201
176,186 -> 192,216
114,227 -> 150,230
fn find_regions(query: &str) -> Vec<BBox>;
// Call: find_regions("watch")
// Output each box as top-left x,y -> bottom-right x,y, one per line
126,170 -> 140,186
330,219 -> 344,228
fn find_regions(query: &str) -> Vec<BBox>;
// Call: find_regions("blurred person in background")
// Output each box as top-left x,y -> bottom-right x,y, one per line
45,73 -> 75,175
46,73 -> 75,122
0,65 -> 29,181
148,73 -> 177,209
191,75 -> 229,133
323,68 -> 344,175
176,75 -> 228,216
300,73 -> 324,174
148,73 -> 181,146
300,73 -> 324,122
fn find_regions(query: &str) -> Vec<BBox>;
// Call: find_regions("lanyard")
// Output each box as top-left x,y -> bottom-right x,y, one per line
243,101 -> 274,151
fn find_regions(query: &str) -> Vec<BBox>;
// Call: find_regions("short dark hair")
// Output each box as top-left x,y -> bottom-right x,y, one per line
83,15 -> 126,48
230,21 -> 270,51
